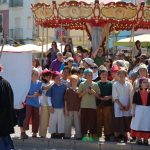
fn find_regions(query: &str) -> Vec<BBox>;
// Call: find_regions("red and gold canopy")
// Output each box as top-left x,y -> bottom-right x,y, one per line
31,1 -> 150,31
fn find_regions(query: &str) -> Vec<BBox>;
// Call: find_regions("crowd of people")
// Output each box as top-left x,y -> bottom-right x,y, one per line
1,40 -> 150,149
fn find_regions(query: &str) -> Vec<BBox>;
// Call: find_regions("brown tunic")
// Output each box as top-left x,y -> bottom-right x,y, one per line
65,88 -> 81,111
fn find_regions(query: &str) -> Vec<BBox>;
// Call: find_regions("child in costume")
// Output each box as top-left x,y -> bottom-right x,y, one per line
130,77 -> 150,145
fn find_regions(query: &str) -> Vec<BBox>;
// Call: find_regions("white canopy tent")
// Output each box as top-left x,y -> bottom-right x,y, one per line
15,43 -> 66,53
114,34 -> 150,47
0,46 -> 32,109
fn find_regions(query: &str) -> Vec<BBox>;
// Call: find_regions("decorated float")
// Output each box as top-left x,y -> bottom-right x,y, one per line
31,0 -> 150,54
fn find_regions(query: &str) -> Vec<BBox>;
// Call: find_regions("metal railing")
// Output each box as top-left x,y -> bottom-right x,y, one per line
9,28 -> 23,39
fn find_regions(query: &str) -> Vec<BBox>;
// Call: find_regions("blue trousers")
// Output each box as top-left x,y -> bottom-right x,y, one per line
0,135 -> 15,150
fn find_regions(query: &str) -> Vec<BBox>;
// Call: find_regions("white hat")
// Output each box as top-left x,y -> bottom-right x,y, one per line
83,58 -> 94,66
65,57 -> 74,63
114,60 -> 128,70
138,63 -> 148,72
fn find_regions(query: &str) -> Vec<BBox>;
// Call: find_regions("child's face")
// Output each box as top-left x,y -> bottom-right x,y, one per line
32,71 -> 39,80
70,78 -> 78,86
118,71 -> 126,79
62,69 -> 70,78
141,80 -> 149,89
54,76 -> 61,84
44,75 -> 51,82
100,71 -> 108,79
139,68 -> 147,77
111,71 -> 118,79
85,73 -> 93,81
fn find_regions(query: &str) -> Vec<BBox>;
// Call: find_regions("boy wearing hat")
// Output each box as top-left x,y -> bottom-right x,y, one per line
111,65 -> 119,84
64,75 -> 81,139
96,65 -> 113,141
82,58 -> 94,69
79,69 -> 100,137
46,71 -> 67,139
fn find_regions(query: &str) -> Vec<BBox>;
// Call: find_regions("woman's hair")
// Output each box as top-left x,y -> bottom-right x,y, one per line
63,44 -> 73,56
135,40 -> 141,46
41,73 -> 51,83
52,41 -> 57,48
32,58 -> 41,68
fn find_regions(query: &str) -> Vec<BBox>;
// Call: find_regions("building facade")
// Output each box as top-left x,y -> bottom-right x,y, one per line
9,0 -> 36,44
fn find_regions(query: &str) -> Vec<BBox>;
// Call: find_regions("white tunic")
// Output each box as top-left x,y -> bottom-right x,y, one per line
112,81 -> 133,117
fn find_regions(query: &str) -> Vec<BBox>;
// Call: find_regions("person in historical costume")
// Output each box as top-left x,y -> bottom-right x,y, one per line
78,68 -> 100,138
0,64 -> 16,150
96,66 -> 113,141
133,63 -> 150,92
46,71 -> 67,139
64,75 -> 81,139
130,77 -> 150,146
112,68 -> 133,142
39,69 -> 53,138
23,68 -> 42,138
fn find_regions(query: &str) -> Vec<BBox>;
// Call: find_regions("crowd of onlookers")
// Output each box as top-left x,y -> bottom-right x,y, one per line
14,40 -> 150,146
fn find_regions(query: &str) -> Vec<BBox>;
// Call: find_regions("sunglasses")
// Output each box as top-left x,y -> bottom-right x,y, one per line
105,60 -> 110,63
91,67 -> 98,69
68,60 -> 73,62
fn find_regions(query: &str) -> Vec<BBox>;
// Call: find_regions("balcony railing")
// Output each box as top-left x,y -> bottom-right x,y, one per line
9,28 -> 23,39
9,0 -> 23,7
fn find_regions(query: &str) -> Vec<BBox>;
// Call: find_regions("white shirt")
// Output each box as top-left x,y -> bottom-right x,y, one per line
40,81 -> 53,106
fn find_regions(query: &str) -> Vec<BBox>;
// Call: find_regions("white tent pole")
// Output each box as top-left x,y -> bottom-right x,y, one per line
83,25 -> 85,47
131,26 -> 135,59
46,27 -> 48,52
113,27 -> 115,57
41,26 -> 44,68
61,24 -> 63,52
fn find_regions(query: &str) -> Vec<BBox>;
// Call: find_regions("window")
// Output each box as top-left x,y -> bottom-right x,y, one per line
0,14 -> 3,33
9,0 -> 23,7
0,0 -> 7,4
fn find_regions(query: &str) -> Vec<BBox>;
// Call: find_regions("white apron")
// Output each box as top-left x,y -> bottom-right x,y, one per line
131,105 -> 150,131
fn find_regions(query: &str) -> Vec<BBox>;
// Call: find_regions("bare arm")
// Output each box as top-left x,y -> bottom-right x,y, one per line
132,104 -> 136,117
42,84 -> 51,90
114,99 -> 125,110
91,49 -> 98,59
79,90 -> 88,98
